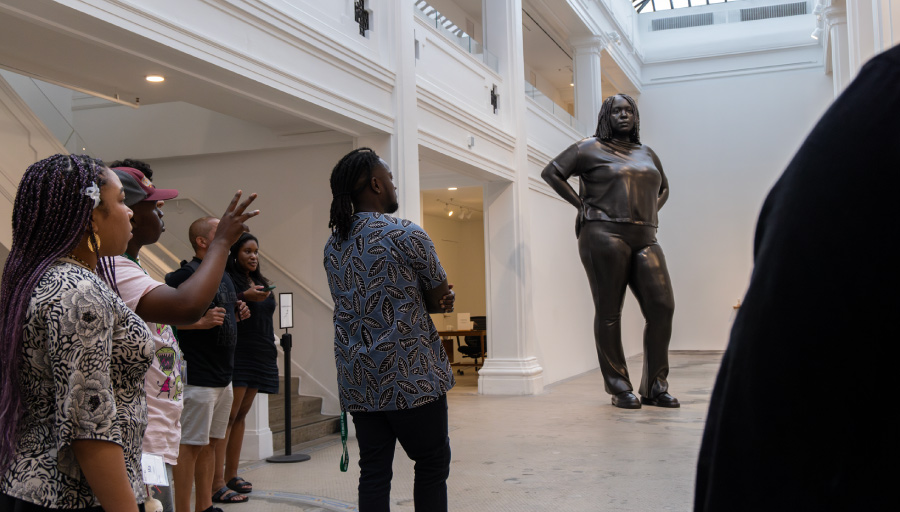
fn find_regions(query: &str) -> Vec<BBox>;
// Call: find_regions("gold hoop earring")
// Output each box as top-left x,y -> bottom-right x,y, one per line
87,233 -> 101,253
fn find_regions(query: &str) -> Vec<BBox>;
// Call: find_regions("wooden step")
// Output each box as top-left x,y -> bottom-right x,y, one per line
268,395 -> 325,427
268,375 -> 300,399
271,414 -> 340,452
267,374 -> 339,451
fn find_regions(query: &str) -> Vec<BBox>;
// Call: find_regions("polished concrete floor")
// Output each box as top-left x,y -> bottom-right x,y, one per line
214,351 -> 723,511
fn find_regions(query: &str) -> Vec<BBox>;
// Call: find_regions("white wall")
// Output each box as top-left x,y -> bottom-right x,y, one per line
0,71 -> 76,152
0,74 -> 67,250
149,143 -> 351,413
636,66 -> 834,352
423,212 -> 487,362
528,190 -> 603,385
423,212 -> 486,316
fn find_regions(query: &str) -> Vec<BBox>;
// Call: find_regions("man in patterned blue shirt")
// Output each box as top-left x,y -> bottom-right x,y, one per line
324,148 -> 456,512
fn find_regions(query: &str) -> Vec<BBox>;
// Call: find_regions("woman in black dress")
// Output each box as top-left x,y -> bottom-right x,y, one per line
541,94 -> 677,410
215,233 -> 279,496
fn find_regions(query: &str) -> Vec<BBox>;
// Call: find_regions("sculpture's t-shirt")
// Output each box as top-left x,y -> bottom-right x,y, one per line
550,137 -> 663,227
113,256 -> 184,465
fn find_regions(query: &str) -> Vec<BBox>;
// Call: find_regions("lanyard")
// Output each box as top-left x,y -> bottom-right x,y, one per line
339,412 -> 349,472
123,252 -> 148,275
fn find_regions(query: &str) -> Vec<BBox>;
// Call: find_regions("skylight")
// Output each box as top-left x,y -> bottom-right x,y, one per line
634,0 -> 738,13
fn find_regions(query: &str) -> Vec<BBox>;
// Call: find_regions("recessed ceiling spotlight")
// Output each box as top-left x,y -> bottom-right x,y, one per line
146,75 -> 165,83
448,187 -> 457,191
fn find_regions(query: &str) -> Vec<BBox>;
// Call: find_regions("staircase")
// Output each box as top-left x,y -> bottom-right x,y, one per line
268,376 -> 340,452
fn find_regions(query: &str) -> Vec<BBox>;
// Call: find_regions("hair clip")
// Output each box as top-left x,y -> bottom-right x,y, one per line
83,182 -> 101,209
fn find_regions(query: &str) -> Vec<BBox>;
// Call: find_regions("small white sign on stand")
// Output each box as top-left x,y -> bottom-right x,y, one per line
279,293 -> 293,329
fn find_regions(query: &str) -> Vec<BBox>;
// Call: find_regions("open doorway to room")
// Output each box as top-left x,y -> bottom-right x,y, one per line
417,147 -> 490,390
422,185 -> 486,388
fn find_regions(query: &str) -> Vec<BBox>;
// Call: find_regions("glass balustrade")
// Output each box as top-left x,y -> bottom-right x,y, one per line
0,70 -> 96,155
413,1 -> 499,73
524,81 -> 587,134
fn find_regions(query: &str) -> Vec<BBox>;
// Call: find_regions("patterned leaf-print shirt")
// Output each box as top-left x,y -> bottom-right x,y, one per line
0,261 -> 153,508
324,213 -> 455,412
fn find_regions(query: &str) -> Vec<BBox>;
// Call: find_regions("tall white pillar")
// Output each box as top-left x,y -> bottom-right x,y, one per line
876,0 -> 900,49
354,2 -> 420,222
240,396 -> 273,460
477,0 -> 544,396
825,4 -> 852,96
570,36 -> 605,132
847,0 -> 880,76
374,0 -> 422,224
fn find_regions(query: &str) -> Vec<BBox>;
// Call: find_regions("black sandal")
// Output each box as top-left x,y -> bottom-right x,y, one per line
226,476 -> 253,494
212,486 -> 248,503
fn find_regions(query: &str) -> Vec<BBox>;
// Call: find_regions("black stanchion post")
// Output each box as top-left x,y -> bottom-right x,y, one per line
266,331 -> 310,463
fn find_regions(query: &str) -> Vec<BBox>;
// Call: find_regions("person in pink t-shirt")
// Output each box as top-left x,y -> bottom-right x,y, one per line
109,164 -> 259,512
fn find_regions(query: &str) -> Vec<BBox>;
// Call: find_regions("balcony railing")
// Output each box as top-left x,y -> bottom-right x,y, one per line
524,81 -> 587,135
413,0 -> 499,73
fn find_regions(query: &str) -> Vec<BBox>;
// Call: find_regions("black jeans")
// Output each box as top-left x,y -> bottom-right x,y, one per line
350,394 -> 451,512
578,220 -> 675,397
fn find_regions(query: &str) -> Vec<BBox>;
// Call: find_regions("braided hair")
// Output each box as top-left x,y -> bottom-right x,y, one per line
226,232 -> 270,292
594,94 -> 641,144
328,147 -> 381,241
107,158 -> 153,179
0,154 -> 112,473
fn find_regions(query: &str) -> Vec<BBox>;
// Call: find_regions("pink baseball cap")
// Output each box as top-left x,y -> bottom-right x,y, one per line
112,167 -> 179,206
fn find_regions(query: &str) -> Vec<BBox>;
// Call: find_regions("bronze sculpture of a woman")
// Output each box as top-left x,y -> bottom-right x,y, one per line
541,94 -> 678,409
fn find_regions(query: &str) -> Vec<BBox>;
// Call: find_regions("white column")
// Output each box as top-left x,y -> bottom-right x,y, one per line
240,396 -> 274,460
876,0 -> 900,49
477,0 -> 544,396
846,0 -> 880,76
570,36 -> 605,133
825,4 -> 852,96
384,0 -> 422,224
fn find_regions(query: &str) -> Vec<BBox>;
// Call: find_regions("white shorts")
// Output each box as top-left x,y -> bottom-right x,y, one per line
179,383 -> 233,445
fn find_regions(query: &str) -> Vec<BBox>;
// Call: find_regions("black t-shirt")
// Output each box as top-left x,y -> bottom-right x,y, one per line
164,257 -> 237,387
549,138 -> 664,227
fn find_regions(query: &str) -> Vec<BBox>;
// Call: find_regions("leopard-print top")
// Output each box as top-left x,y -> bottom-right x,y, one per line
0,261 -> 153,508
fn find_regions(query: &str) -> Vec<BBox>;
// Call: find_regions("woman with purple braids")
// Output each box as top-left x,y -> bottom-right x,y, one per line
0,154 -> 255,512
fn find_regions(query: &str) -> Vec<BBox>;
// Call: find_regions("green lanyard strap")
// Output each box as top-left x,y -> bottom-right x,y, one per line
339,412 -> 349,472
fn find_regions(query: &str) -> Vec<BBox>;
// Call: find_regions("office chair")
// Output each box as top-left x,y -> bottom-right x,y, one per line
456,315 -> 486,375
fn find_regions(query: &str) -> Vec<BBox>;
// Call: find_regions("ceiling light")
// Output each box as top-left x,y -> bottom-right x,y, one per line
448,187 -> 457,190
569,83 -> 574,87
146,75 -> 165,83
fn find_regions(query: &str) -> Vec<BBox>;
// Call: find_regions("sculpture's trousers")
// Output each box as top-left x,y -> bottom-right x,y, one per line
578,220 -> 675,397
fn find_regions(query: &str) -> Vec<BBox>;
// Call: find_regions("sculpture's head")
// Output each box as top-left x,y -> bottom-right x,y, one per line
594,94 -> 640,144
